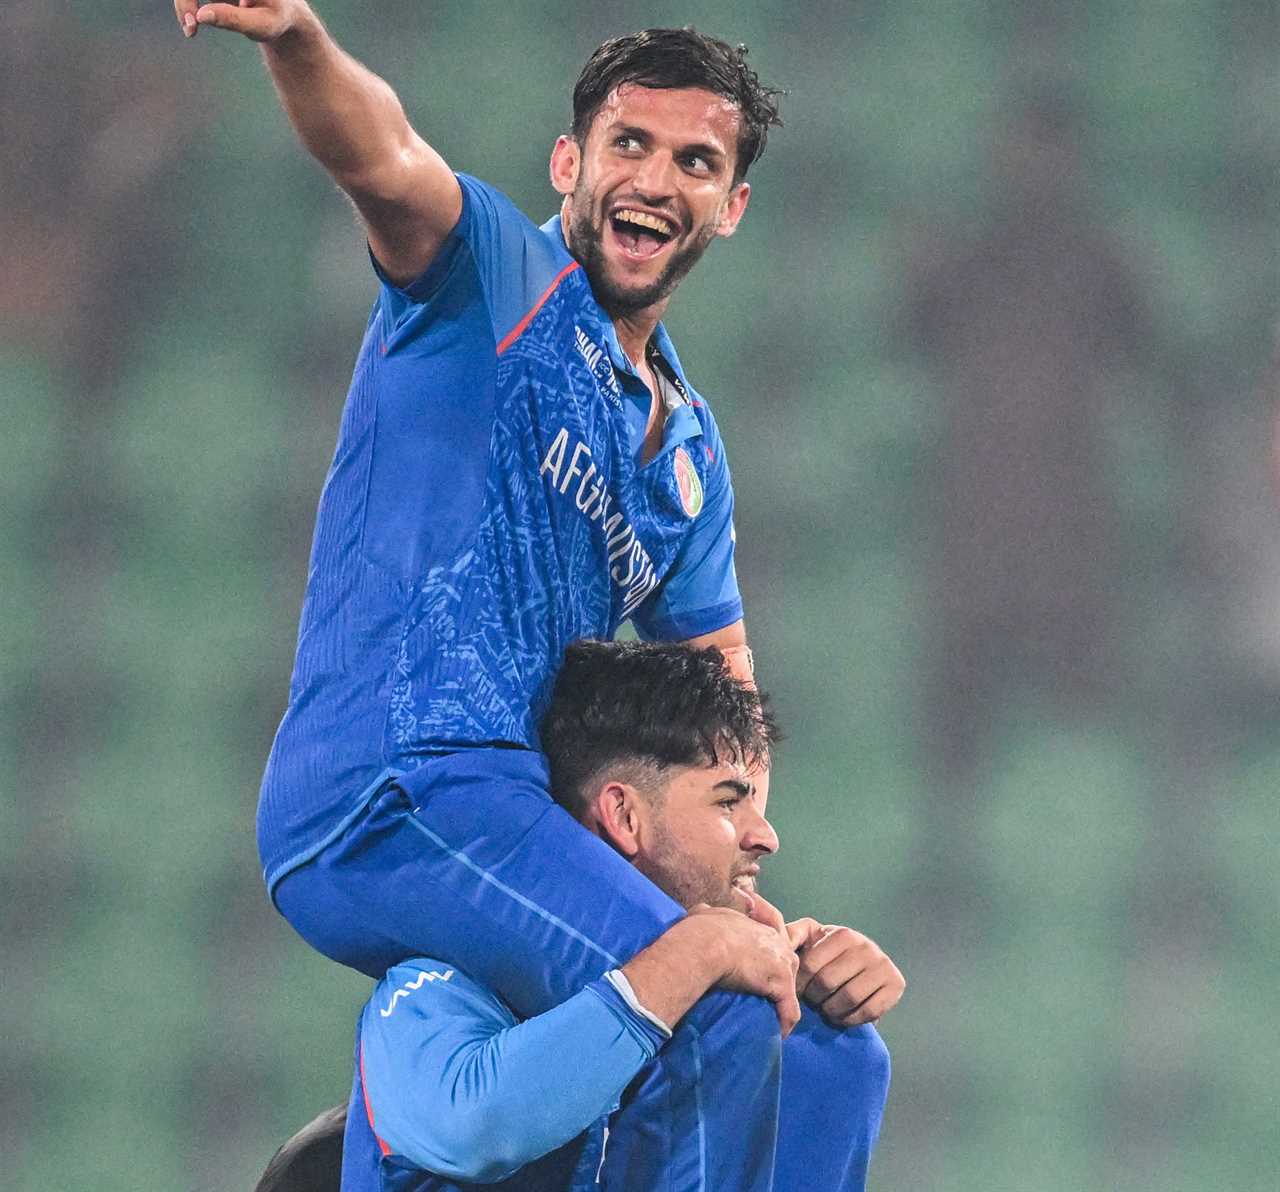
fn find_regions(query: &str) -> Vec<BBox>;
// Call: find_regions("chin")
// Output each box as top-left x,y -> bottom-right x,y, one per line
586,267 -> 668,318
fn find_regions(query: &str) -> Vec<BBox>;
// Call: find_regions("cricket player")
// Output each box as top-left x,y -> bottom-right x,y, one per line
175,6 -> 898,1186
258,644 -> 897,1191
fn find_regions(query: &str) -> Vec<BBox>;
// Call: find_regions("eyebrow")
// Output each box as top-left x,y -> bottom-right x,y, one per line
714,778 -> 753,800
612,123 -> 727,165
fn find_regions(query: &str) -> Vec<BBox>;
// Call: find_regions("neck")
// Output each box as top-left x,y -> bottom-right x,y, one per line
559,200 -> 668,366
612,307 -> 665,366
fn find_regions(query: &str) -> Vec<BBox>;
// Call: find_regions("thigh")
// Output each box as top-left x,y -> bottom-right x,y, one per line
276,749 -> 685,1017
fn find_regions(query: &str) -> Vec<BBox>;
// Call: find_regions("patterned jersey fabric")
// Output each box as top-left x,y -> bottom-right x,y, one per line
258,175 -> 742,889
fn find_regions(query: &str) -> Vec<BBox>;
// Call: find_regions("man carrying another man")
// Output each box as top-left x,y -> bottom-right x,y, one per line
261,642 -> 900,1191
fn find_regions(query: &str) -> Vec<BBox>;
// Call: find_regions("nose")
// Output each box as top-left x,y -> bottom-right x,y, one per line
741,803 -> 779,856
630,149 -> 677,201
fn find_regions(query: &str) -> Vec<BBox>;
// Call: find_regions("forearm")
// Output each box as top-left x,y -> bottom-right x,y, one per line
261,11 -> 422,199
375,978 -> 667,1181
619,916 -> 725,1026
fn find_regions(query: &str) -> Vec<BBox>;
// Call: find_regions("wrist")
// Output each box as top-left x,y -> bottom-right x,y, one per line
619,916 -> 724,1029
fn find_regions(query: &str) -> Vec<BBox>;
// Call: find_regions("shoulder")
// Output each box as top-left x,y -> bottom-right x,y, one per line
690,389 -> 724,438
366,958 -> 514,1033
454,174 -> 572,270
449,174 -> 581,345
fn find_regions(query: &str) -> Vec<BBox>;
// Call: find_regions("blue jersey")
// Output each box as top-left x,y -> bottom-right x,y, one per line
258,175 -> 742,890
342,958 -> 668,1191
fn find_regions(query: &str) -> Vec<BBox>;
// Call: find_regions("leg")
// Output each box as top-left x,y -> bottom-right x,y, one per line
773,1007 -> 892,1191
273,749 -> 781,1191
601,989 -> 781,1192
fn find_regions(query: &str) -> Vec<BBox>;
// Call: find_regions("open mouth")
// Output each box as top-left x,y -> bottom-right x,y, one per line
609,208 -> 677,261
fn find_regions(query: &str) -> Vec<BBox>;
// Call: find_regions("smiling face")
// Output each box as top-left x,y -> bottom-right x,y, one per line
629,759 -> 778,912
550,84 -> 752,318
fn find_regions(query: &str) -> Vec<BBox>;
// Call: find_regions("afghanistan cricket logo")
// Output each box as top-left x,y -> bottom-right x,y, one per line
674,446 -> 703,518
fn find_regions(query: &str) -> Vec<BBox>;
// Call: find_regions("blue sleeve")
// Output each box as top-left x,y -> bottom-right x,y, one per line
360,961 -> 666,1184
371,173 -> 572,348
631,414 -> 743,641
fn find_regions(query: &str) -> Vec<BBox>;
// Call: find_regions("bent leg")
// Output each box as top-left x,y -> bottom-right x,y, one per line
602,988 -> 780,1192
274,751 -> 686,1007
774,1007 -> 892,1191
273,749 -> 781,1190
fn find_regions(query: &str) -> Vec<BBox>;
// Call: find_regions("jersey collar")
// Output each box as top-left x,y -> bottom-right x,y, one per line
541,213 -> 699,395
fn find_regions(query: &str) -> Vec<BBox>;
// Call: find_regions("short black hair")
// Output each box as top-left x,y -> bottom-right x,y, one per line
254,1104 -> 346,1192
572,28 -> 784,183
540,640 -> 778,816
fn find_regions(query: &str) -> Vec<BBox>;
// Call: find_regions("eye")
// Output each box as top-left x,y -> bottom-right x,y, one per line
682,154 -> 712,174
614,134 -> 642,153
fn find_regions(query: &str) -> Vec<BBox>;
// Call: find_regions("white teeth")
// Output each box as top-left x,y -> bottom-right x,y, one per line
614,210 -> 675,237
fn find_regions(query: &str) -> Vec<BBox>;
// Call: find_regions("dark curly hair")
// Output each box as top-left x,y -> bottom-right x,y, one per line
540,639 -> 778,816
572,28 -> 784,183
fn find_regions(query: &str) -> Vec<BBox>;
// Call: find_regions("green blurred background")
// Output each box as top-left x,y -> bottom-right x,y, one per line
4,1 -> 1278,1188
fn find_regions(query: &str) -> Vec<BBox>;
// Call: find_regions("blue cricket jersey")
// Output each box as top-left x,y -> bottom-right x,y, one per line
342,959 -> 668,1191
258,174 -> 743,892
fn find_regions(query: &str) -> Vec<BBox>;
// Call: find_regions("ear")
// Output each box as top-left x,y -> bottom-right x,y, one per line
550,135 -> 581,197
715,180 -> 751,238
586,781 -> 644,859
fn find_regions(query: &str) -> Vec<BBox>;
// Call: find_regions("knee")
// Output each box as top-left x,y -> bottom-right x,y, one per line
686,987 -> 783,1050
783,1012 -> 891,1106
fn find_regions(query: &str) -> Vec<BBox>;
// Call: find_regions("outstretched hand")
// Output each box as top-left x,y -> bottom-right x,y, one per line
785,917 -> 905,1028
174,0 -> 306,42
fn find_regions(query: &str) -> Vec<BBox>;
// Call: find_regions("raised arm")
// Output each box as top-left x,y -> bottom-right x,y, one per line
174,0 -> 461,284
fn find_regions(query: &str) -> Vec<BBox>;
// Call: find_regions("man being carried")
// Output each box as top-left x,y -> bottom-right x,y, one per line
176,7 -> 896,1186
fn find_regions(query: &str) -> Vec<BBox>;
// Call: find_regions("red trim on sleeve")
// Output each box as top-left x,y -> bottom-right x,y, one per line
359,1041 -> 392,1157
496,261 -> 580,355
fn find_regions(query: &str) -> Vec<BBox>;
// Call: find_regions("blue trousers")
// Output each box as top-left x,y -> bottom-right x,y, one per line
274,749 -> 887,1190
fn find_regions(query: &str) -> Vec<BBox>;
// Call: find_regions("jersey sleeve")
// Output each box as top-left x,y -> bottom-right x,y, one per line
359,960 -> 667,1184
631,416 -> 743,641
371,172 -> 572,348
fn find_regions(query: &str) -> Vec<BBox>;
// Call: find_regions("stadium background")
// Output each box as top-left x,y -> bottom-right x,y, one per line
4,1 -> 1277,1188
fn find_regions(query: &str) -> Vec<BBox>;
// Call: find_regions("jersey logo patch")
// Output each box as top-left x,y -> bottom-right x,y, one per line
574,324 -> 622,409
379,968 -> 454,1017
674,446 -> 703,518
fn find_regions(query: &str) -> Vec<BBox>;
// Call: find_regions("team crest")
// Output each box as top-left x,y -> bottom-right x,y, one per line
673,446 -> 703,518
